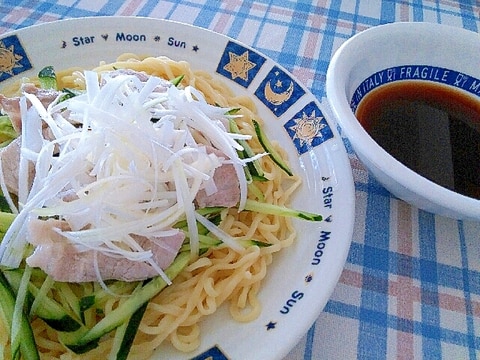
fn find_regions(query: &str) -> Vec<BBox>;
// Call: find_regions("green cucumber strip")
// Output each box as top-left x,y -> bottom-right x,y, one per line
79,295 -> 95,324
250,172 -> 268,182
238,239 -> 272,248
247,182 -> 265,202
196,207 -> 226,216
42,315 -> 83,333
229,119 -> 266,179
59,88 -> 83,102
180,234 -> 222,253
244,199 -> 322,221
175,220 -> 209,235
80,295 -> 96,312
38,65 -> 57,90
64,251 -> 190,352
29,274 -> 54,317
174,208 -> 224,233
11,265 -> 33,358
63,337 -> 100,355
0,270 -> 39,360
4,269 -> 82,332
252,119 -> 293,176
87,281 -> 138,306
225,108 -> 241,115
170,74 -> 184,87
114,301 -> 148,360
108,315 -> 129,360
0,211 -> 15,238
57,282 -> 82,319
242,160 -> 254,183
0,115 -> 17,148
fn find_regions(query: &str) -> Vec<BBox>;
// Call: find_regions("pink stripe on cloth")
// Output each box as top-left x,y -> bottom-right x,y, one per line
389,275 -> 419,360
438,292 -> 467,313
392,202 -> 417,360
397,201 -> 413,256
4,8 -> 32,26
120,0 -> 143,16
339,268 -> 363,288
212,0 -> 241,34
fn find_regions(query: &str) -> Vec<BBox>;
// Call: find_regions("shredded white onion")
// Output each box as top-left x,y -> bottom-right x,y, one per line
0,70 -> 259,273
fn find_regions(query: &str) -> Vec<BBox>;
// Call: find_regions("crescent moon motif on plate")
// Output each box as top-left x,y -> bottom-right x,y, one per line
264,79 -> 294,106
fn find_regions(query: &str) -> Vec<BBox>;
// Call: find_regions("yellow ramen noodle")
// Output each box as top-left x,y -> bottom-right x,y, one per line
1,54 -> 301,359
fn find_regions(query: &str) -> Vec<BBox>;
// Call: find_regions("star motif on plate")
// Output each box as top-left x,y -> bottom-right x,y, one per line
223,51 -> 255,81
265,321 -> 277,330
154,35 -> 161,42
305,273 -> 314,283
192,45 -> 199,52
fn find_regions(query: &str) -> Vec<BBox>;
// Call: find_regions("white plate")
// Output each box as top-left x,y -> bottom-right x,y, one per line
0,17 -> 355,360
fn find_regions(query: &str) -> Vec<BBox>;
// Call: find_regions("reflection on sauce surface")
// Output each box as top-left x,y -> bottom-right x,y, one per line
356,81 -> 480,199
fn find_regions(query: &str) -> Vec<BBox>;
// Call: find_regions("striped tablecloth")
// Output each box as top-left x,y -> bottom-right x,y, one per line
0,1 -> 479,359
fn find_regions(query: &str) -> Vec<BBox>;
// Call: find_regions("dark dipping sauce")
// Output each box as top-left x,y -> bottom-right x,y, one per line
355,81 -> 480,200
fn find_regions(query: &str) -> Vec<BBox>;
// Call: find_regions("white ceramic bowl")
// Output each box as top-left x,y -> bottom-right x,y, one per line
326,22 -> 480,221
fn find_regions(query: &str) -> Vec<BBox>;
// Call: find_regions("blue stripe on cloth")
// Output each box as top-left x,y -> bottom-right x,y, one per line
225,2 -> 255,41
162,1 -> 180,20
341,222 -> 480,357
192,0 -> 218,29
459,2 -> 478,32
250,2 -> 273,51
136,0 -> 163,17
350,1 -> 361,36
325,296 -> 480,348
354,178 -> 392,198
98,1 -> 124,15
347,241 -> 480,297
63,8 -> 99,18
458,221 -> 477,360
324,300 -> 360,319
277,2 -> 310,69
314,1 -> 342,98
303,323 -> 316,360
418,211 -> 442,359
356,180 -> 390,358
433,1 -> 442,23
380,0 -> 395,24
325,281 -> 480,352
412,0 -> 424,21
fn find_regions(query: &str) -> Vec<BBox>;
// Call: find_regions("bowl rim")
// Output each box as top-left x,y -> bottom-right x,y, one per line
326,21 -> 480,220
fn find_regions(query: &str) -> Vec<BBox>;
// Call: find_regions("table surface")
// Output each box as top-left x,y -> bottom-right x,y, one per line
0,1 -> 479,359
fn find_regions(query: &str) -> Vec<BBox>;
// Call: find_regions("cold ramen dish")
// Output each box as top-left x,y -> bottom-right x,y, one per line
0,54 -> 323,359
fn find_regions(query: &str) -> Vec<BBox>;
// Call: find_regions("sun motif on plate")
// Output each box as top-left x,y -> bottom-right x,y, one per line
290,110 -> 326,147
0,40 -> 24,75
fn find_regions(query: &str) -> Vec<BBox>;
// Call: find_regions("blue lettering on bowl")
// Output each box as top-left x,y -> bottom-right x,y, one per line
350,65 -> 480,112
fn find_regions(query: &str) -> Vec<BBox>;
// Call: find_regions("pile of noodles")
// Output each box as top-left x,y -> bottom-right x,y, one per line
0,54 -> 301,359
